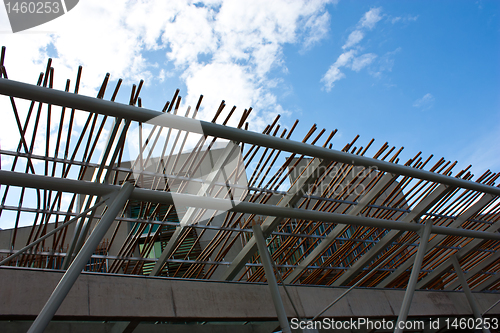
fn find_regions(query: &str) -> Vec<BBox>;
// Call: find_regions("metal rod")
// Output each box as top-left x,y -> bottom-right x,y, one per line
252,223 -> 292,333
27,182 -> 134,333
482,298 -> 500,316
5,149 -> 496,222
2,78 -> 500,197
0,200 -> 107,266
451,255 -> 491,333
271,259 -> 302,320
395,219 -> 433,333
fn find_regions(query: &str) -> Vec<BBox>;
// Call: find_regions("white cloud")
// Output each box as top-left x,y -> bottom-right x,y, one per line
321,49 -> 357,91
336,49 -> 357,67
370,47 -> 401,78
341,8 -> 382,50
302,11 -> 331,50
321,51 -> 377,90
322,7 -> 384,91
413,93 -> 435,109
343,30 -> 364,49
390,15 -> 418,24
0,0 -> 334,152
351,53 -> 377,72
359,7 -> 382,30
322,66 -> 345,92
391,17 -> 401,24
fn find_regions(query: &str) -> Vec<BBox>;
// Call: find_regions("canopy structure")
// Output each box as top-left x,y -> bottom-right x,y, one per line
0,48 -> 499,332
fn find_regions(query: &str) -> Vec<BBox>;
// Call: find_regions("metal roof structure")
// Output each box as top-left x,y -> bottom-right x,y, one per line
0,47 -> 499,332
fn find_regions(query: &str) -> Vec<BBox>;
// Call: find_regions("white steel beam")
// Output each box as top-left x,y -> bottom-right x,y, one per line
395,219 -> 433,333
2,78 -> 500,197
253,224 -> 292,333
1,171 -> 499,241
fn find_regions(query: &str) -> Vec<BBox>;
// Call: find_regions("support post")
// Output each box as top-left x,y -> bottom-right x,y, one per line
451,255 -> 491,333
110,321 -> 141,333
27,182 -> 134,333
253,223 -> 292,333
395,219 -> 433,333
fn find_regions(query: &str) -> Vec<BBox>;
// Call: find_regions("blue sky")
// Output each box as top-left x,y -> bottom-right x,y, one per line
0,0 -> 499,179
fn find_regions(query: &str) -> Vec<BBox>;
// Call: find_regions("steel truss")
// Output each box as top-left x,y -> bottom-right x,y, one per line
0,49 -> 499,331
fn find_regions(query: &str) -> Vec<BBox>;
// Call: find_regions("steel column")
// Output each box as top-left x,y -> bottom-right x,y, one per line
395,219 -> 433,333
253,223 -> 292,333
27,182 -> 134,333
451,255 -> 491,333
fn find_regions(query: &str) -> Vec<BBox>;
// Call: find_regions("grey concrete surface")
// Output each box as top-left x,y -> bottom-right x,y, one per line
0,321 -> 279,333
0,266 -> 499,322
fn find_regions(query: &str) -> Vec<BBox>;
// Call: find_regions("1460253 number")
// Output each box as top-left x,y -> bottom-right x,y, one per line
5,2 -> 60,14
446,317 -> 499,330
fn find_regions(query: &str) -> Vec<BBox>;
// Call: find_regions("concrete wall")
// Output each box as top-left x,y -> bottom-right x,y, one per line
1,267 -> 498,322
